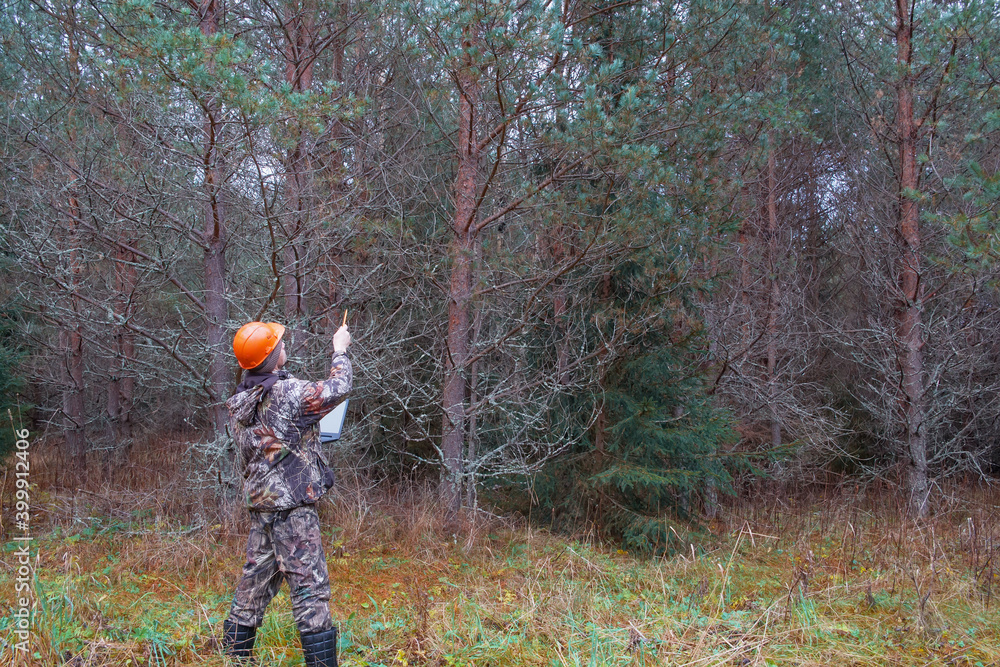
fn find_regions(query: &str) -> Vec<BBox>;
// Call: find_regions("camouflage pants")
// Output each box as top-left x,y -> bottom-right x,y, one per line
226,504 -> 332,633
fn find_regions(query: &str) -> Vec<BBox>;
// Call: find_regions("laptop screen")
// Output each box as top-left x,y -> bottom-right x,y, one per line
319,399 -> 349,442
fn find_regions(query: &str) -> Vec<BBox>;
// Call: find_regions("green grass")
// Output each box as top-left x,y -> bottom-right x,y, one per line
3,493 -> 1000,666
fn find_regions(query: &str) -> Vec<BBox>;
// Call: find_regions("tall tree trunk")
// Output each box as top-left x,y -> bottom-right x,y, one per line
319,13 -> 347,336
61,196 -> 86,480
282,3 -> 316,349
199,0 -> 230,437
108,233 -> 136,443
702,253 -> 721,519
441,39 -> 479,516
737,214 -> 753,343
324,27 -> 352,202
549,224 -> 573,386
894,0 -> 929,517
766,146 -> 781,452
591,272 -> 612,525
465,246 -> 484,511
804,160 -> 823,310
60,323 -> 85,478
61,10 -> 86,480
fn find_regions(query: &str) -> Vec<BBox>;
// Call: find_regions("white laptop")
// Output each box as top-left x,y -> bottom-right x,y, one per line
319,400 -> 349,442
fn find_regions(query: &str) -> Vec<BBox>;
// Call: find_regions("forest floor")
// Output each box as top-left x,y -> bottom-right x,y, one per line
4,489 -> 1000,666
3,442 -> 1000,666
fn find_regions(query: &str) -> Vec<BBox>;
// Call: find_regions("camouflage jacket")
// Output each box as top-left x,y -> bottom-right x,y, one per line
226,352 -> 352,511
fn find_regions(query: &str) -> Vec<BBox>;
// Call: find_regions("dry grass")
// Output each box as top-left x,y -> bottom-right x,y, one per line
4,439 -> 1000,666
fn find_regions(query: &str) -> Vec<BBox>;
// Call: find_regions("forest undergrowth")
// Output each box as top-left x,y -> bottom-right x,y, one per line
3,440 -> 1000,666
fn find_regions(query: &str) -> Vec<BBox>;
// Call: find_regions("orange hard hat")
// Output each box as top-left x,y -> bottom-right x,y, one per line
233,322 -> 285,370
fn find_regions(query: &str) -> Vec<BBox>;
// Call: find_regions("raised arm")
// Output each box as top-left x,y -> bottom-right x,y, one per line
295,325 -> 353,429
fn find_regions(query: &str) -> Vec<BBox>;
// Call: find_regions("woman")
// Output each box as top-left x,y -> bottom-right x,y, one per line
222,320 -> 352,667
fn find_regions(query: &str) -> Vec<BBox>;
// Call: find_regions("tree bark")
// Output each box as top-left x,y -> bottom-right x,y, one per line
108,232 -> 136,443
441,37 -> 479,516
894,0 -> 929,517
737,211 -> 753,343
549,224 -> 573,386
591,272 -> 612,525
282,3 -> 316,346
60,325 -> 85,477
316,7 -> 347,337
61,199 -> 86,479
198,0 -> 230,437
593,272 -> 612,466
61,13 -> 86,480
766,146 -> 781,452
465,246 -> 484,511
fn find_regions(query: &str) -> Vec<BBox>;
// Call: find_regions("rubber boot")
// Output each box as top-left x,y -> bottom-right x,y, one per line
222,619 -> 256,664
301,626 -> 338,667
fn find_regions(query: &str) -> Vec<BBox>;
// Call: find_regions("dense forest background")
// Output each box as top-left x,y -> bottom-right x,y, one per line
2,0 -> 1000,550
